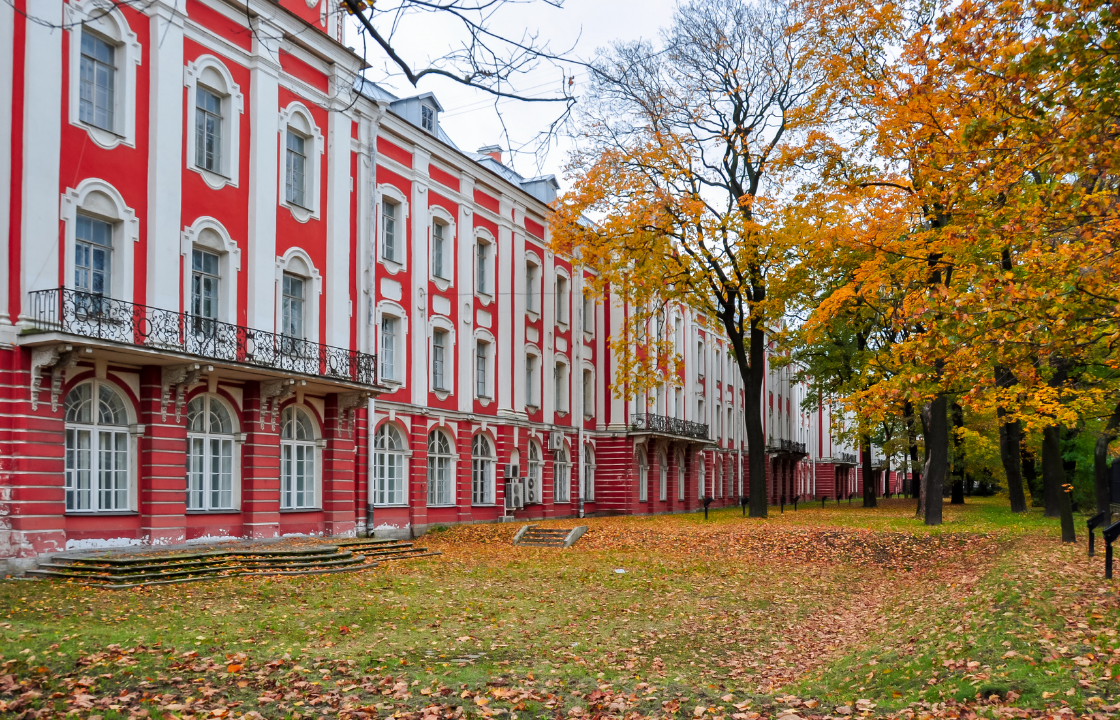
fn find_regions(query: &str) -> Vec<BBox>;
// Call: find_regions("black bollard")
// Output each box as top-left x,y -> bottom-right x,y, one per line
703,496 -> 714,520
822,496 -> 827,509
793,494 -> 800,511
740,496 -> 749,517
1088,512 -> 1108,557
780,494 -> 785,513
1104,519 -> 1120,580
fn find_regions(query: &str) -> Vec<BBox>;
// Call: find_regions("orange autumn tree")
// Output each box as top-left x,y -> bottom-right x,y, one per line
551,0 -> 836,517
794,0 -> 1120,524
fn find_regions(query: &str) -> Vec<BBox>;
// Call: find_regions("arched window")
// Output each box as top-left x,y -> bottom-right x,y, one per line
527,441 -> 542,504
375,424 -> 407,505
554,447 -> 570,503
698,454 -> 707,498
677,451 -> 686,501
186,395 -> 235,510
471,435 -> 494,504
658,451 -> 668,501
280,407 -> 317,509
64,381 -> 130,511
637,448 -> 648,502
582,443 -> 595,502
716,456 -> 723,498
427,430 -> 454,505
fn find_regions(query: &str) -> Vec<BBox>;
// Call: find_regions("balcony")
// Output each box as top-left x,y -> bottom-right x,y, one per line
838,452 -> 858,464
767,439 -> 807,456
630,412 -> 709,441
26,287 -> 378,387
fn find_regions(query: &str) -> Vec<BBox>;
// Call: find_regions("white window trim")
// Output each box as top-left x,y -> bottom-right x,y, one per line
473,228 -> 495,303
278,102 -> 324,223
473,328 -> 495,405
185,393 -> 242,512
184,55 -> 243,190
582,442 -> 596,502
373,421 -> 411,507
553,354 -> 570,416
524,251 -> 542,317
554,443 -> 572,503
581,360 -> 595,419
376,183 -> 409,274
637,446 -> 649,502
376,300 -> 409,388
279,404 -> 323,511
658,451 -> 668,501
524,343 -> 541,411
181,216 -> 240,323
65,0 -> 141,149
471,432 -> 497,506
554,267 -> 571,328
60,178 -> 139,304
426,426 -> 457,507
698,454 -> 706,499
428,315 -> 455,399
582,287 -> 595,339
274,247 -> 322,343
677,451 -> 686,501
428,204 -> 456,291
63,378 -> 140,513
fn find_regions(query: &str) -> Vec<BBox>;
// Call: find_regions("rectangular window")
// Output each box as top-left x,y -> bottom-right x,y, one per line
432,330 -> 447,391
381,316 -> 397,381
432,222 -> 446,279
554,363 -> 566,413
195,87 -> 223,173
281,443 -> 315,509
191,248 -> 220,337
75,214 -> 112,299
583,369 -> 593,416
421,104 -> 435,132
555,455 -> 570,503
698,340 -> 705,378
476,242 -> 489,293
281,273 -> 304,340
382,201 -> 397,262
427,453 -> 451,505
79,33 -> 115,131
556,276 -> 568,324
525,355 -> 537,407
526,263 -> 538,312
476,341 -> 489,398
583,292 -> 593,335
285,131 -> 307,208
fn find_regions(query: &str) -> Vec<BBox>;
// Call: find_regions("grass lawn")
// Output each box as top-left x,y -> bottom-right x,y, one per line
1,497 -> 1118,719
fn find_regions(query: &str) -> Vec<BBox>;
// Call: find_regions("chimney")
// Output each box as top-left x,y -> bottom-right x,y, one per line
477,145 -> 502,163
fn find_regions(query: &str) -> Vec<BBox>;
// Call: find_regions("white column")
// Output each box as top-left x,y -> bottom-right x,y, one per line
324,70 -> 353,348
0,0 -> 15,331
19,0 -> 63,318
246,16 -> 281,332
496,197 -> 515,415
511,221 -> 526,413
607,292 -> 626,431
543,248 -> 555,423
146,0 -> 185,313
410,148 -> 431,405
457,176 -> 475,414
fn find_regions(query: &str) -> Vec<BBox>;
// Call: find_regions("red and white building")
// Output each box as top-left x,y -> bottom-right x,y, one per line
0,0 -> 885,569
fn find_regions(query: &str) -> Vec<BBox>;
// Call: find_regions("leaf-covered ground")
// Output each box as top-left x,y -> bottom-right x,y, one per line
1,498 -> 1117,720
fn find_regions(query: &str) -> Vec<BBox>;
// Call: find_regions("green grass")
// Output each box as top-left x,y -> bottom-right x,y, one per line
0,497 -> 1116,719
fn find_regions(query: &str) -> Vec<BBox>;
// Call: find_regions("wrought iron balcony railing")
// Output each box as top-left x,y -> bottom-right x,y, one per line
780,439 -> 807,455
839,452 -> 858,464
630,412 -> 709,441
27,287 -> 377,387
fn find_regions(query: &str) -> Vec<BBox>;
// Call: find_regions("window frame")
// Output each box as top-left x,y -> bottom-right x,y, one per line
554,446 -> 571,503
526,440 -> 543,504
280,405 -> 321,511
274,248 -> 322,347
278,102 -> 324,222
64,379 -> 137,514
374,423 -> 409,506
553,358 -> 569,415
555,270 -> 570,326
474,231 -> 495,300
66,1 -> 141,149
525,257 -> 540,315
61,178 -> 139,304
582,443 -> 595,502
658,451 -> 668,501
426,429 -> 455,506
428,320 -> 455,397
474,332 -> 494,402
637,447 -> 648,502
183,55 -> 243,189
180,216 -> 240,327
471,434 -> 496,505
185,393 -> 240,512
428,206 -> 456,289
524,349 -> 540,410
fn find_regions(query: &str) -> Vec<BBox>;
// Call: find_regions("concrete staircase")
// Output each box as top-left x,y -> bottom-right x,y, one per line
25,539 -> 440,588
512,525 -> 588,548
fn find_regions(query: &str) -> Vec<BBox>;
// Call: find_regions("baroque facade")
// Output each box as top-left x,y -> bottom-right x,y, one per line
0,0 -> 895,568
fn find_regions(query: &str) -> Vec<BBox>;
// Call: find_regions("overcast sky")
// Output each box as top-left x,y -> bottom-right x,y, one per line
344,0 -> 677,190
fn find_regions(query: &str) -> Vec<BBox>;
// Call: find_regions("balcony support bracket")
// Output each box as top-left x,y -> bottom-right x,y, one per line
30,343 -> 78,412
337,391 -> 371,438
162,363 -> 211,422
261,379 -> 297,430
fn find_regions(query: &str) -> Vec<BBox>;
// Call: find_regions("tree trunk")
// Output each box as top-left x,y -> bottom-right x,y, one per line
905,400 -> 922,501
861,433 -> 876,508
1022,447 -> 1042,506
950,402 -> 965,504
917,401 -> 931,518
921,395 -> 948,526
994,368 -> 1026,512
1093,401 -> 1120,515
1041,425 -> 1063,518
1059,486 -> 1076,542
744,320 -> 768,518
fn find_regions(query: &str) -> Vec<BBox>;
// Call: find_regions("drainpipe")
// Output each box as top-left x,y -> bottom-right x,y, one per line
577,427 -> 585,518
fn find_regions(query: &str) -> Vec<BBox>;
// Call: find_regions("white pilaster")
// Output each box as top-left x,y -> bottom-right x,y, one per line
410,146 -> 431,405
147,0 -> 186,313
20,0 -> 63,319
0,0 -> 15,329
324,70 -> 353,348
496,198 -> 514,414
246,15 -> 281,332
457,175 -> 475,414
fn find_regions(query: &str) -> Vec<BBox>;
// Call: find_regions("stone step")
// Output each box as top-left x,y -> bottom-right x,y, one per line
26,553 -> 368,583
